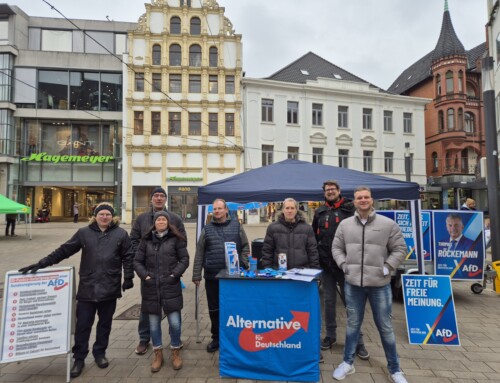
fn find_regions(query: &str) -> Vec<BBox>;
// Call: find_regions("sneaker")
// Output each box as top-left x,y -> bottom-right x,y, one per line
389,371 -> 408,383
356,344 -> 370,360
135,341 -> 149,355
320,336 -> 336,350
332,361 -> 355,380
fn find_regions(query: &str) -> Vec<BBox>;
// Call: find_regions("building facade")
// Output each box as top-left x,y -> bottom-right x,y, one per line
242,52 -> 429,197
0,4 -> 136,220
389,1 -> 487,210
122,0 -> 243,223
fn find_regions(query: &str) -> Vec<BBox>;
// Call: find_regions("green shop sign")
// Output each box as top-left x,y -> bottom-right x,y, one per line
168,176 -> 203,182
22,152 -> 114,164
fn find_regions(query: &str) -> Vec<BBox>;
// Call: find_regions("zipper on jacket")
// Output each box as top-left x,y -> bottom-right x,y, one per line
360,221 -> 366,287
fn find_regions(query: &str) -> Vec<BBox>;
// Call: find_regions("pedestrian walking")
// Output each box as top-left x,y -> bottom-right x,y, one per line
134,211 -> 189,372
130,186 -> 186,355
332,187 -> 408,383
18,202 -> 134,378
192,198 -> 249,353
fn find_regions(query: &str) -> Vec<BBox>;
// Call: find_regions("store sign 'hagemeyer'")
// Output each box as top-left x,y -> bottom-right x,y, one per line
22,153 -> 114,164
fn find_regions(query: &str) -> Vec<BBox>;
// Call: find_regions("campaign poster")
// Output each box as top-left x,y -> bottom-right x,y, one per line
402,275 -> 460,346
433,211 -> 484,280
378,210 -> 432,261
0,268 -> 73,363
219,278 -> 320,382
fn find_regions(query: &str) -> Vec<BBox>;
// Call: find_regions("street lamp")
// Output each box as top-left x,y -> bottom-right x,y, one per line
404,142 -> 411,182
482,56 -> 500,262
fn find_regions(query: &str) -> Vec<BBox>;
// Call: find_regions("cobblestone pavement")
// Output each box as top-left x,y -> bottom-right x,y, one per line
0,221 -> 499,382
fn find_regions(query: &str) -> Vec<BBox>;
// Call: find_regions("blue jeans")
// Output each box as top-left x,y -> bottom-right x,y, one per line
138,312 -> 150,343
343,282 -> 400,374
149,311 -> 182,349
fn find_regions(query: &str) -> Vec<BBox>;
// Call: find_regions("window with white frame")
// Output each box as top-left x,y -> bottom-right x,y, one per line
288,146 -> 299,160
209,113 -> 218,136
287,101 -> 298,124
312,147 -> 323,164
339,149 -> 349,168
312,103 -> 323,126
209,75 -> 218,94
262,99 -> 273,122
338,106 -> 348,128
362,108 -> 372,130
383,110 -> 393,132
262,145 -> 273,166
384,152 -> 393,173
363,150 -> 373,172
189,112 -> 201,135
403,112 -> 412,133
151,112 -> 161,135
225,113 -> 234,136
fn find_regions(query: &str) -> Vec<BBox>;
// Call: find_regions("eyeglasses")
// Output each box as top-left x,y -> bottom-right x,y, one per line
324,188 -> 338,192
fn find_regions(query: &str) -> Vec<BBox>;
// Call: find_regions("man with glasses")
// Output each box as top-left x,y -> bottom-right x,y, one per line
312,180 -> 369,361
130,187 -> 186,355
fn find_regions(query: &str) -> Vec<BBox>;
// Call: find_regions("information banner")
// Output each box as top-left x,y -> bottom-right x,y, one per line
379,210 -> 432,261
219,278 -> 320,382
432,211 -> 485,280
0,268 -> 74,363
402,274 -> 460,346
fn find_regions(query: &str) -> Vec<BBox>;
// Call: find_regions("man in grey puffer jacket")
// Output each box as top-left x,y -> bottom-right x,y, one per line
331,186 -> 408,383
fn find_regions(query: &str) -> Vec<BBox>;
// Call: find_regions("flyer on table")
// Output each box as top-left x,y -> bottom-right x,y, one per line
0,268 -> 73,363
432,211 -> 485,281
402,274 -> 460,346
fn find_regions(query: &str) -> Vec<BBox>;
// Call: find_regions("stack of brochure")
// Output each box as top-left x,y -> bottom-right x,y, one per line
282,268 -> 322,282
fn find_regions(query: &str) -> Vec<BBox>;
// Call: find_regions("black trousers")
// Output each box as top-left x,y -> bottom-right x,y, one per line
5,218 -> 15,236
205,279 -> 219,340
72,299 -> 117,360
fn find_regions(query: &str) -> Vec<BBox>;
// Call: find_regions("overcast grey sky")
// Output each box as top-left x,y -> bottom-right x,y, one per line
8,0 -> 487,89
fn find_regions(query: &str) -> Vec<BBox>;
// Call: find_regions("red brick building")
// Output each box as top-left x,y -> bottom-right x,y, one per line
388,1 -> 487,209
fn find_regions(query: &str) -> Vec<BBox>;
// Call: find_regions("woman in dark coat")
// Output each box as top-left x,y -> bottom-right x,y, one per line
134,211 -> 189,372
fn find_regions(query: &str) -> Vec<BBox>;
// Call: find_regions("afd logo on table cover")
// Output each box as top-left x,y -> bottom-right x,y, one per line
226,311 -> 309,352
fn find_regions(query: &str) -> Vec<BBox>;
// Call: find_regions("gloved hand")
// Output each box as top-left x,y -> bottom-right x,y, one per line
122,279 -> 134,292
18,263 -> 42,274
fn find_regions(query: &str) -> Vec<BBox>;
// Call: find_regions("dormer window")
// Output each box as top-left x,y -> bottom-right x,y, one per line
333,74 -> 342,79
300,69 -> 309,75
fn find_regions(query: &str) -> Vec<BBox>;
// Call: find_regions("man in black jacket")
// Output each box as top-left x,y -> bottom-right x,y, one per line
312,180 -> 369,360
19,203 -> 134,378
130,187 -> 186,355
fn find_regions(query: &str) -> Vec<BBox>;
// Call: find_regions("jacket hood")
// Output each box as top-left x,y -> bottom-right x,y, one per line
88,215 -> 121,228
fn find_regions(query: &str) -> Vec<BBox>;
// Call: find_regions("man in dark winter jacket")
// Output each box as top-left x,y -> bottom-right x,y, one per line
19,203 -> 134,378
312,181 -> 369,360
130,187 -> 186,355
261,198 -> 320,270
192,199 -> 249,353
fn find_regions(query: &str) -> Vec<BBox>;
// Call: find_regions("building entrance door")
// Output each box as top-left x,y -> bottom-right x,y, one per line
168,186 -> 198,222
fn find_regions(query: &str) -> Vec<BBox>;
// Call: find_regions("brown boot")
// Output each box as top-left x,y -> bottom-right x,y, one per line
171,348 -> 183,370
151,348 -> 164,372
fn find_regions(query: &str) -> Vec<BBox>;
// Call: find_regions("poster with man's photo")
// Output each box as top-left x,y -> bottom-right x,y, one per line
432,211 -> 485,281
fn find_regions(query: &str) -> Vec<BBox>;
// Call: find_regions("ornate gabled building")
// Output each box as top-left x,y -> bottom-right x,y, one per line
122,0 -> 243,223
388,0 -> 487,209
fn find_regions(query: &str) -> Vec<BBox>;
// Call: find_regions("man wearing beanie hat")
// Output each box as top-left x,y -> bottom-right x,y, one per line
130,186 -> 186,355
18,202 -> 134,377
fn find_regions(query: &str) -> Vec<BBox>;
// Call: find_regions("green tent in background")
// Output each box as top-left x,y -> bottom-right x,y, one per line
0,194 -> 32,239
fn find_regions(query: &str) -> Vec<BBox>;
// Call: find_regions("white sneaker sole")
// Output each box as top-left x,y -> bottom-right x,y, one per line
333,367 -> 355,380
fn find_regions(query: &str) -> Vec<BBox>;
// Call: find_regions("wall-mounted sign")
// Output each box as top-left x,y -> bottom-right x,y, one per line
22,153 -> 114,164
168,176 -> 203,182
